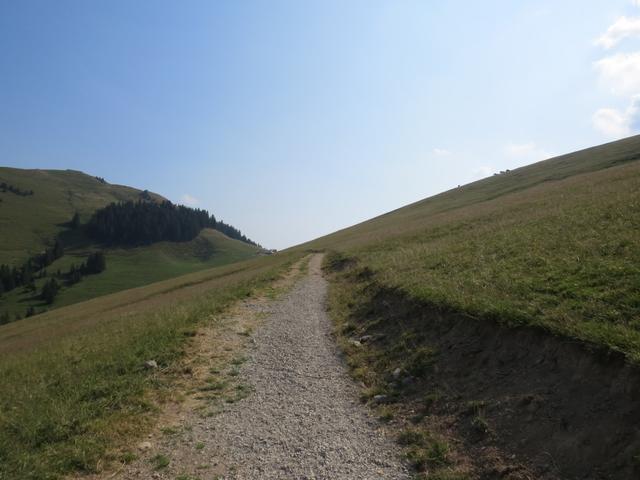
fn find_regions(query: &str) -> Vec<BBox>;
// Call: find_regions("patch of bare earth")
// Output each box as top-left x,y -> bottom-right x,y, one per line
330,276 -> 640,480
84,254 -> 408,479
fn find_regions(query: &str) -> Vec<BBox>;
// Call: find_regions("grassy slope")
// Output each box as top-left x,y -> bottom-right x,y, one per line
2,134 -> 639,479
0,167 -> 165,265
0,168 -> 260,317
302,134 -> 640,361
0,228 -> 260,317
0,250 -> 304,479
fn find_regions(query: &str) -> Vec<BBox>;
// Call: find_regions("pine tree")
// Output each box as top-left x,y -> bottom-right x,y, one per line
53,240 -> 64,259
41,278 -> 60,305
84,252 -> 106,274
70,212 -> 81,229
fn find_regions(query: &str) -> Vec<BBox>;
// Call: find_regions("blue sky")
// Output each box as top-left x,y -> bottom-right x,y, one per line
1,1 -> 639,249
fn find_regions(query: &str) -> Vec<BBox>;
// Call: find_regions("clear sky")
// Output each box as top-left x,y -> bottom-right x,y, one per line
1,1 -> 639,249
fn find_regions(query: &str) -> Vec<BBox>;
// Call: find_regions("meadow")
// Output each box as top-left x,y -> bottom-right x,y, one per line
0,229 -> 260,319
1,134 -> 639,479
0,168 -> 260,319
0,250 -> 303,479
306,135 -> 640,361
312,135 -> 640,478
0,167 -> 163,266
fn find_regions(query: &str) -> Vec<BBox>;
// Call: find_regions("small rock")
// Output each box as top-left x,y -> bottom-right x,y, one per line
372,394 -> 388,404
144,360 -> 158,369
138,441 -> 152,450
391,368 -> 402,379
349,339 -> 362,348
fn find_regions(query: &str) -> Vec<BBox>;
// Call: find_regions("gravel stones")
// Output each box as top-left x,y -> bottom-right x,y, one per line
205,254 -> 409,479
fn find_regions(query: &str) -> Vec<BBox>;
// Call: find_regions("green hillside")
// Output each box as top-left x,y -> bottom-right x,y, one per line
308,134 -> 640,250
0,167 -> 261,319
0,167 -> 165,265
0,249 -> 301,479
303,135 -> 640,479
304,134 -> 640,361
1,135 -> 639,479
0,228 -> 260,318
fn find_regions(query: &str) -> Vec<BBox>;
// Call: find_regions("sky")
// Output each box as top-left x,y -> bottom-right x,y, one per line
1,1 -> 640,249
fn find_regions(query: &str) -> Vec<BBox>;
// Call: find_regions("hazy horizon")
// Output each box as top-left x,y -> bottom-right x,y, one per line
2,1 -> 640,249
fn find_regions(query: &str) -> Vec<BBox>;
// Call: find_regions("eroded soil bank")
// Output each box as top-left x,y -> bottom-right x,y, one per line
326,256 -> 640,480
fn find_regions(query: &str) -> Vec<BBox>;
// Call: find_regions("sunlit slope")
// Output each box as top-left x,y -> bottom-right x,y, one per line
0,167 -> 165,265
304,134 -> 640,360
0,250 -> 288,356
306,134 -> 640,250
0,228 -> 260,317
0,247 -> 303,479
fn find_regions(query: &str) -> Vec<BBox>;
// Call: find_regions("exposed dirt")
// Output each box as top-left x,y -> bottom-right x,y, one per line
328,261 -> 640,480
93,254 -> 409,479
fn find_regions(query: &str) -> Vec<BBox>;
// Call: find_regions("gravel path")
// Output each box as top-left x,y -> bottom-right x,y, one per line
109,254 -> 409,479
204,254 -> 409,479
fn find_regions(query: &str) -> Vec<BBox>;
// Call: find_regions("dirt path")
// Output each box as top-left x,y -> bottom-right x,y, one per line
110,254 -> 408,479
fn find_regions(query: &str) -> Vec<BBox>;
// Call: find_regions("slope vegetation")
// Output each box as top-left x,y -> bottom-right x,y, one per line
306,134 -> 640,479
0,168 -> 260,318
0,228 -> 260,318
307,134 -> 640,359
2,135 -> 639,479
0,250 -> 303,479
0,167 -> 165,265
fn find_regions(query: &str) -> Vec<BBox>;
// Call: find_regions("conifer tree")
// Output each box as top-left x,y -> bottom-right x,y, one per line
70,212 -> 80,229
41,278 -> 60,305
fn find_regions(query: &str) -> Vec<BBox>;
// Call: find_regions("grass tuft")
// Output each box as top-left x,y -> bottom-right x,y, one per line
150,453 -> 170,470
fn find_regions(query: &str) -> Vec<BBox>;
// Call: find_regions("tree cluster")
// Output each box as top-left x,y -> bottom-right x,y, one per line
66,252 -> 107,286
70,212 -> 81,229
87,200 -> 212,245
0,240 -> 64,295
86,200 -> 258,247
95,176 -> 107,184
216,220 -> 258,246
0,311 -> 11,325
0,249 -> 107,324
0,182 -> 34,196
41,278 -> 60,304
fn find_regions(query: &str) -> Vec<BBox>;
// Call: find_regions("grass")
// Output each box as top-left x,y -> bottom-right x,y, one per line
398,428 -> 450,471
318,135 -> 640,476
0,229 -> 261,319
0,250 -> 304,479
0,167 -> 261,319
150,453 -> 170,470
2,134 -> 640,479
313,135 -> 640,362
0,167 -> 164,266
